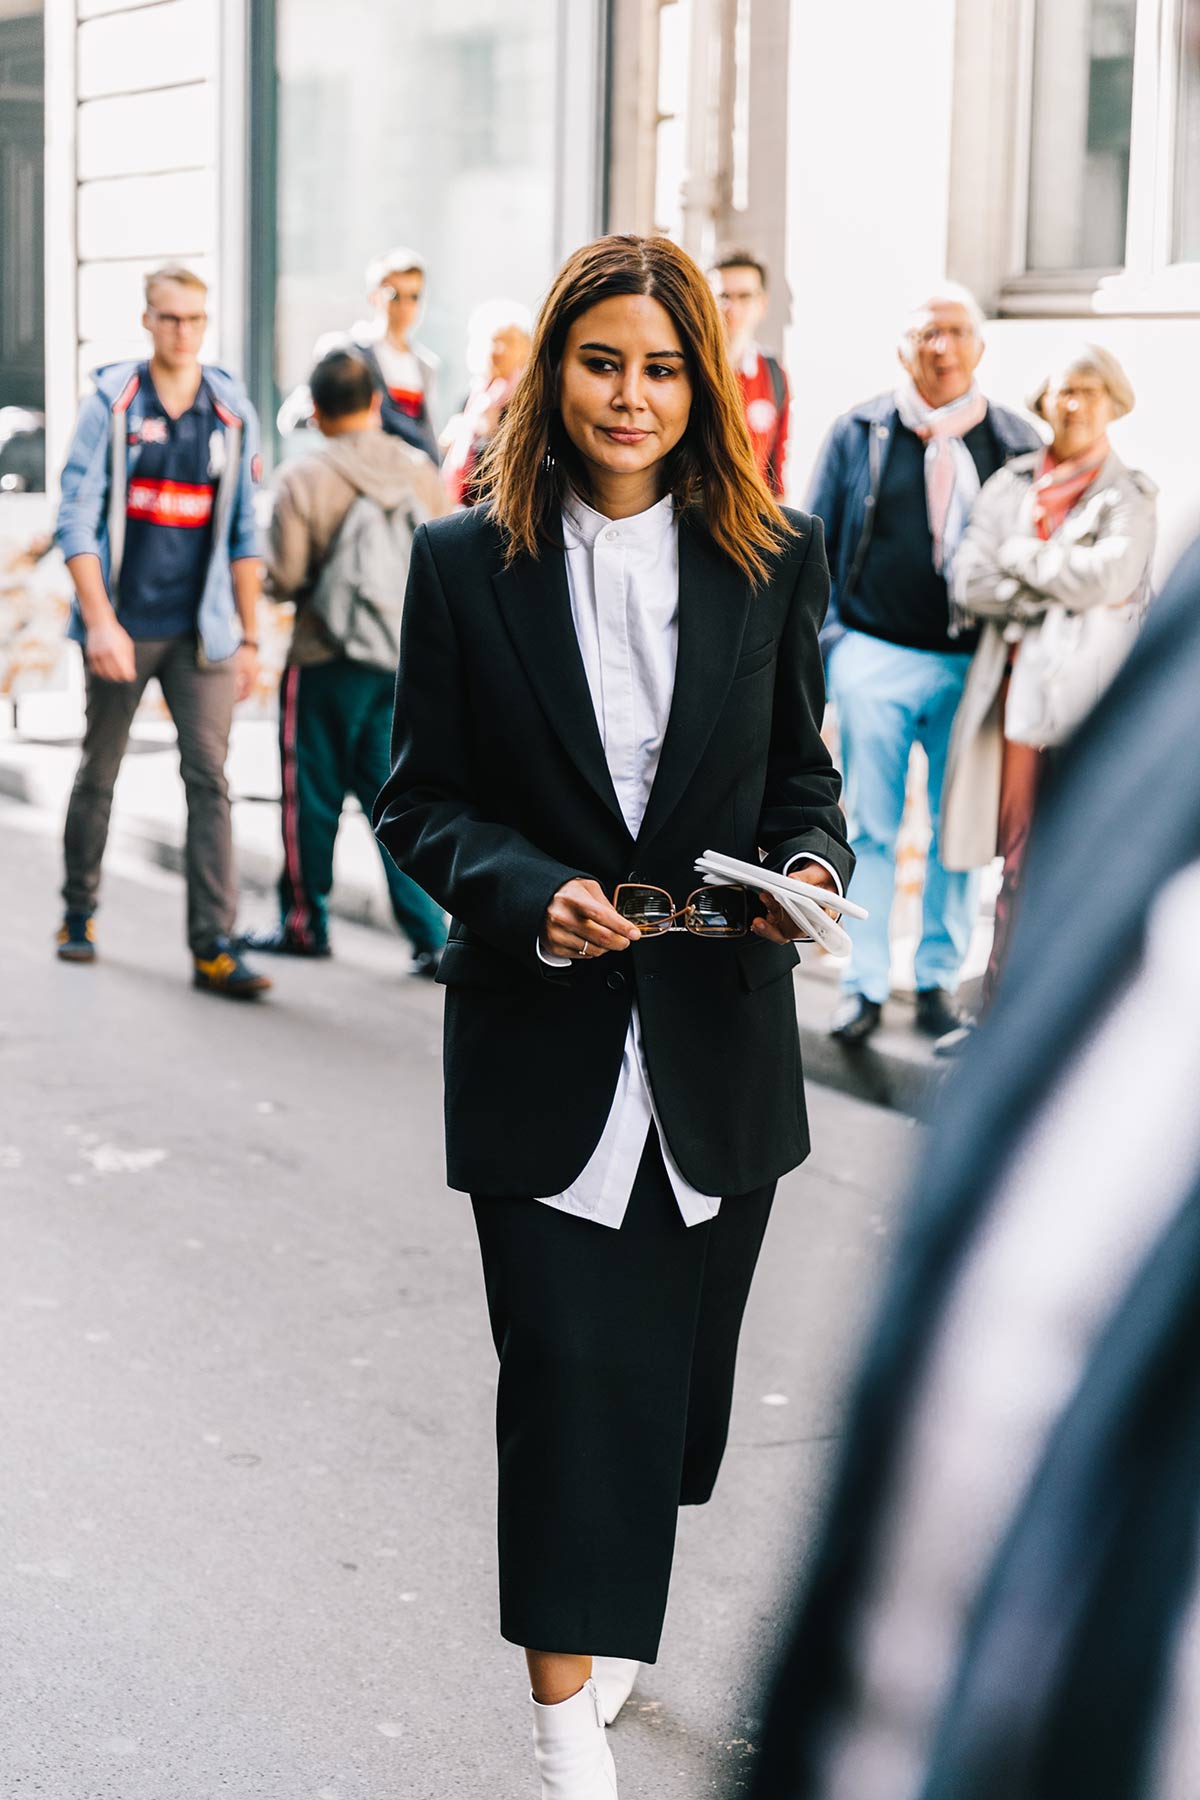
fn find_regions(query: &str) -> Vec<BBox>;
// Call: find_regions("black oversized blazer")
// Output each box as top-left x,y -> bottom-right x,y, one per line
372,501 -> 854,1197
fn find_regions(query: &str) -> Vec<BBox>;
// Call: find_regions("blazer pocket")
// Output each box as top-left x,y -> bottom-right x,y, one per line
436,939 -> 530,993
732,641 -> 777,681
736,937 -> 800,991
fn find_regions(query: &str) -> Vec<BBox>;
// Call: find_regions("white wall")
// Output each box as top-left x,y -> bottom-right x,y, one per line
782,0 -> 959,499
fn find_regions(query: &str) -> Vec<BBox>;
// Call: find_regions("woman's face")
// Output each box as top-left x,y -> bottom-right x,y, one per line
557,294 -> 693,491
1047,370 -> 1116,460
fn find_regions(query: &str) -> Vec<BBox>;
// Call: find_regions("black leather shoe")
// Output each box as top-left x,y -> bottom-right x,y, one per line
236,926 -> 331,959
830,994 -> 882,1044
915,987 -> 963,1038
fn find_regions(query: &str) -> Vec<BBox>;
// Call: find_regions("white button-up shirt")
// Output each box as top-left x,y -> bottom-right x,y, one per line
536,492 -> 721,1230
536,490 -> 839,1231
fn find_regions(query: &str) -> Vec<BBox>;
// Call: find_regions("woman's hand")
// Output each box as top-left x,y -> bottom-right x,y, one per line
541,878 -> 641,961
752,862 -> 839,945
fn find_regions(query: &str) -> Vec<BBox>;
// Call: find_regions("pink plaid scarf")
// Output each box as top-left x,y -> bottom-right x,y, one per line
894,378 -> 989,574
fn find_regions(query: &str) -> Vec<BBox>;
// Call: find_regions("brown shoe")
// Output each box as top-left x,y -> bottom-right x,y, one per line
192,940 -> 272,998
56,913 -> 97,963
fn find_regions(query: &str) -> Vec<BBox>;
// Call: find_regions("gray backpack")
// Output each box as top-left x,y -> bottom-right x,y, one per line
307,492 -> 422,671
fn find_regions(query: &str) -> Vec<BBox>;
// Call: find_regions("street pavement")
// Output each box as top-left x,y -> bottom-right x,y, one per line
1,798 -> 919,1800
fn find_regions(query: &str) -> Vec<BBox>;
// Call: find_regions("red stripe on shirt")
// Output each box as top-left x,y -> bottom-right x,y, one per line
386,386 -> 424,418
126,478 -> 215,528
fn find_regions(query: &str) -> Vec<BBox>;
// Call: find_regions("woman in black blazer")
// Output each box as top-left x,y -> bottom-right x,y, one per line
373,234 -> 853,1800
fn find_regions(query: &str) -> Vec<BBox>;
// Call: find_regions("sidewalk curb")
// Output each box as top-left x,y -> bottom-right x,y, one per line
2,739 -> 937,1116
0,761 -> 36,805
797,1014 -> 942,1117
793,965 -> 964,1118
130,802 -> 398,935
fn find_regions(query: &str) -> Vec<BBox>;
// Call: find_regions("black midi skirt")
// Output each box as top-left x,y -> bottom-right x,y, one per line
471,1130 -> 775,1663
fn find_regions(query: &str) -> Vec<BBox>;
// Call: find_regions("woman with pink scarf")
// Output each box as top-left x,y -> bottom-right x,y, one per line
440,302 -> 532,507
939,346 -> 1156,1043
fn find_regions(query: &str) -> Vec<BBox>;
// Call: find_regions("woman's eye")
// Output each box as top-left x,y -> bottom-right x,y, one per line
646,365 -> 677,380
585,358 -> 618,373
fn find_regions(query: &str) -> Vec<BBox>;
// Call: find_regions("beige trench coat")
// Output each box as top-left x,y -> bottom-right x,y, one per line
941,450 -> 1157,871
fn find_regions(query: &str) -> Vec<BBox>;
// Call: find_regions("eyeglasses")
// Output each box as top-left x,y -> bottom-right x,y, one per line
613,883 -> 760,938
150,310 -> 207,330
909,325 -> 976,348
381,285 -> 422,304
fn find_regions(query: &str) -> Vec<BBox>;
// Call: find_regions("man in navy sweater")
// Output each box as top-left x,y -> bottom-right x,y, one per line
54,263 -> 270,997
807,285 -> 1040,1044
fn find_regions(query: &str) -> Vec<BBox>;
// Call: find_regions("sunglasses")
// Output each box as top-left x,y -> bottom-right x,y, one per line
613,883 -> 761,939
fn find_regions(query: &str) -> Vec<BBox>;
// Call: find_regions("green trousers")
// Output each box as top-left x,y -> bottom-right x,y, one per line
277,659 -> 446,954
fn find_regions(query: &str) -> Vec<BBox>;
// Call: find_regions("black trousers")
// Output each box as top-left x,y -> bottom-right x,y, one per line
471,1131 -> 775,1664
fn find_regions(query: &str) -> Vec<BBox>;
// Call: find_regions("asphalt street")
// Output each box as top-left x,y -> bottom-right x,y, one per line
0,797 -> 919,1800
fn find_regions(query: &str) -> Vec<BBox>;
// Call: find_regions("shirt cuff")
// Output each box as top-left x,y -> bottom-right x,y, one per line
536,935 -> 573,969
781,852 -> 844,896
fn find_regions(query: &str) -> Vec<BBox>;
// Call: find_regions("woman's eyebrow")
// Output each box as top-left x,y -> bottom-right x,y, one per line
578,341 -> 686,360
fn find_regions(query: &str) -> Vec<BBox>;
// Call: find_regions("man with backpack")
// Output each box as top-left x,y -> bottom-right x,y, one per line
239,349 -> 449,974
709,249 -> 791,497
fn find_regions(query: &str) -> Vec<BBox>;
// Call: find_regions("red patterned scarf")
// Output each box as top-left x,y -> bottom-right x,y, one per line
1031,440 -> 1110,541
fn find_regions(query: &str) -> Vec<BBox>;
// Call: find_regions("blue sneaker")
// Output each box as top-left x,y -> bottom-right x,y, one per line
56,912 -> 96,963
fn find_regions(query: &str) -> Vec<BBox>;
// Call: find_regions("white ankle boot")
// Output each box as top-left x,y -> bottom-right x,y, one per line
591,1658 -> 640,1726
530,1679 -> 619,1798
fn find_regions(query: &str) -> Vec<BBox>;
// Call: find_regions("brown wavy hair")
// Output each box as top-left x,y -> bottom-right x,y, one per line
476,234 -> 793,585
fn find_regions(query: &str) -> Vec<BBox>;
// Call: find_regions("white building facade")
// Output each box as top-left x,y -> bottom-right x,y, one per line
608,0 -> 1200,570
5,0 -> 1199,592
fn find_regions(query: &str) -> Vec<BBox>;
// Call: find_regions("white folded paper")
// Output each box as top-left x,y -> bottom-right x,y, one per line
693,849 -> 869,960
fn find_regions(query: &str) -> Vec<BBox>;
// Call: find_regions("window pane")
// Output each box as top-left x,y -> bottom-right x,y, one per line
1026,0 -> 1136,273
274,3 -> 558,424
1174,10 -> 1200,262
0,5 -> 46,494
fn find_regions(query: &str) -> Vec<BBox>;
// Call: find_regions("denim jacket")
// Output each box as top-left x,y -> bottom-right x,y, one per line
55,360 -> 262,664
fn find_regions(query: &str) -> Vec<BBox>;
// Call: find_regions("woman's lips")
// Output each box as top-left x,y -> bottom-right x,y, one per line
602,427 -> 649,443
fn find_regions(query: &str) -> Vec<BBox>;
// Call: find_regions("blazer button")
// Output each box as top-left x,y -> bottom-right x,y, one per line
605,969 -> 625,992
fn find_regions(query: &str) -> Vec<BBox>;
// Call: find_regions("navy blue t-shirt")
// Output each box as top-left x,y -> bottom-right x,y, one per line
117,367 -> 219,639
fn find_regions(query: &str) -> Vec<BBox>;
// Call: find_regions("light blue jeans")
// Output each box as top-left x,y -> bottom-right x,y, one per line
828,628 -> 980,1004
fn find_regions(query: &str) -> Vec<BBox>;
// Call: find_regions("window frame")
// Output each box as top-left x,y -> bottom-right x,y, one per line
245,0 -> 608,474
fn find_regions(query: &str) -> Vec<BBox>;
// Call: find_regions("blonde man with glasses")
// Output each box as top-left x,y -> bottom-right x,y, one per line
53,263 -> 270,997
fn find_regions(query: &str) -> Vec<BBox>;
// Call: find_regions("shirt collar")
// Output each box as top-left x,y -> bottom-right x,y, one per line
562,489 -> 676,550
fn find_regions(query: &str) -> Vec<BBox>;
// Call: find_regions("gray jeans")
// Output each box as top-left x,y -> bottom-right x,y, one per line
63,637 -> 237,953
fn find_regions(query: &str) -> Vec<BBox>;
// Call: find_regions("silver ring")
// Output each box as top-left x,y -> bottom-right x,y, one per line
578,938 -> 590,958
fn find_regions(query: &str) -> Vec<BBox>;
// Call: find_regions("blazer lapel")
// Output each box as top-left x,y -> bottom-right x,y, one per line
637,514 -> 752,848
491,543 -> 626,829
